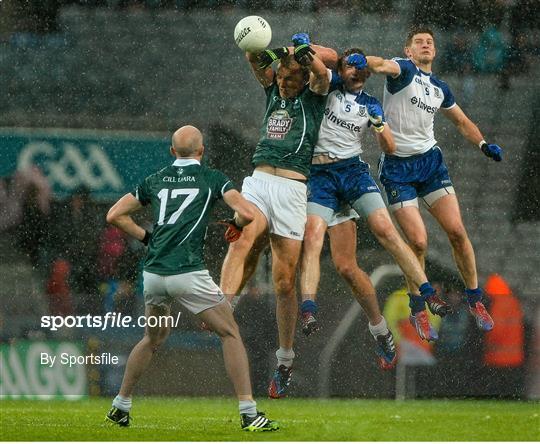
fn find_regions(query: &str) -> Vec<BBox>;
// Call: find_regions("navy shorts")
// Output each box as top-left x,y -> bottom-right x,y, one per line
379,147 -> 454,208
308,156 -> 381,212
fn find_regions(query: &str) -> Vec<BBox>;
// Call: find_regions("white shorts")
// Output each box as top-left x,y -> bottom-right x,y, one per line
241,170 -> 307,241
143,270 -> 225,314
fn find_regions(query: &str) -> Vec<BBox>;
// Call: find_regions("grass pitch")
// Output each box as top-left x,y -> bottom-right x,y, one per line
0,397 -> 538,441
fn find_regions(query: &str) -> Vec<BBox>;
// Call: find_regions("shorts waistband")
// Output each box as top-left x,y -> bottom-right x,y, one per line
252,170 -> 307,189
311,155 -> 366,170
384,146 -> 439,162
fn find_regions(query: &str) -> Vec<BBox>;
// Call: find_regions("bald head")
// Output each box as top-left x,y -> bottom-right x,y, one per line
171,125 -> 203,158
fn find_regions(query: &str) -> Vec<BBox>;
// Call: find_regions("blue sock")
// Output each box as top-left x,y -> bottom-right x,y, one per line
301,299 -> 318,315
465,288 -> 482,306
408,293 -> 426,314
419,282 -> 435,299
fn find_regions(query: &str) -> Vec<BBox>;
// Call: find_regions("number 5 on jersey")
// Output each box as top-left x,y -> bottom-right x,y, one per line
157,188 -> 199,225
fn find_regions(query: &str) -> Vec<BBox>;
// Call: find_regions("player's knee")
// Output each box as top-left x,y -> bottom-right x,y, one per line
229,233 -> 254,255
274,274 -> 296,297
304,227 -> 324,248
408,236 -> 428,257
334,260 -> 358,282
217,322 -> 241,340
446,225 -> 468,246
303,227 -> 324,252
373,222 -> 400,245
145,327 -> 169,351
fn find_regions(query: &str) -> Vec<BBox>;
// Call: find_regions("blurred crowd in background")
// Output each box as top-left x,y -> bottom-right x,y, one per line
0,0 -> 538,92
0,168 -> 144,320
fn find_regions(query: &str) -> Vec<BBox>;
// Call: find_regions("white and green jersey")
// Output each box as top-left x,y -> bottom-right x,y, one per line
132,159 -> 234,275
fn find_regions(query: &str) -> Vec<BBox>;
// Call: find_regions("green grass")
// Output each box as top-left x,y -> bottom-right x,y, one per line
0,397 -> 538,441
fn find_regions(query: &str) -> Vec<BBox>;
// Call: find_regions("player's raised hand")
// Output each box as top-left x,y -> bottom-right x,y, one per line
346,53 -> 367,71
291,33 -> 314,66
292,32 -> 310,46
480,142 -> 503,162
366,103 -> 385,132
217,218 -> 243,242
293,44 -> 315,66
257,47 -> 289,69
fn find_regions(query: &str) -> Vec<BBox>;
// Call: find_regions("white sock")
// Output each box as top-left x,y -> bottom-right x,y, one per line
239,399 -> 257,417
276,347 -> 295,367
112,394 -> 132,412
368,317 -> 389,338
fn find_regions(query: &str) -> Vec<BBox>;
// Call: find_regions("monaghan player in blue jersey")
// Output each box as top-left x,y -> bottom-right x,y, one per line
298,42 -> 444,366
363,27 -> 503,339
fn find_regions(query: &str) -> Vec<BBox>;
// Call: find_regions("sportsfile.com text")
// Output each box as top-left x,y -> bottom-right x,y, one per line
40,312 -> 181,331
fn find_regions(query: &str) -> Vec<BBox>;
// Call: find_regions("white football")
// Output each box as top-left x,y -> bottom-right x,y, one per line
234,16 -> 272,53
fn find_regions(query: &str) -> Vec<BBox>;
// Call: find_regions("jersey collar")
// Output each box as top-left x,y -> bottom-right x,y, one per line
343,87 -> 363,98
173,158 -> 200,166
407,58 -> 432,76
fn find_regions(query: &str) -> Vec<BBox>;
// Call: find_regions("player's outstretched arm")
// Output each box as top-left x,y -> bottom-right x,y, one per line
307,52 -> 330,95
311,44 -> 338,69
223,189 -> 256,228
286,32 -> 338,69
106,193 -> 149,243
442,105 -> 503,161
291,33 -> 329,95
366,55 -> 400,77
245,49 -> 281,88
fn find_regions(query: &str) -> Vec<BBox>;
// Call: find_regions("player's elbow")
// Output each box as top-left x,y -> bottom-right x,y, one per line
106,208 -> 119,225
237,204 -> 255,226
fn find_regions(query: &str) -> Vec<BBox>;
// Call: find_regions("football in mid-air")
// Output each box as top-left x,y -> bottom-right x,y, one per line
234,16 -> 272,53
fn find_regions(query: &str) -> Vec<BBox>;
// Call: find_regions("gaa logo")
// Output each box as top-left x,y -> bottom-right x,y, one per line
17,141 -> 123,192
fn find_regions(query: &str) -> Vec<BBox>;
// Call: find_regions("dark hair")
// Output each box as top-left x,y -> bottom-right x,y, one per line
405,26 -> 435,46
337,47 -> 365,71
